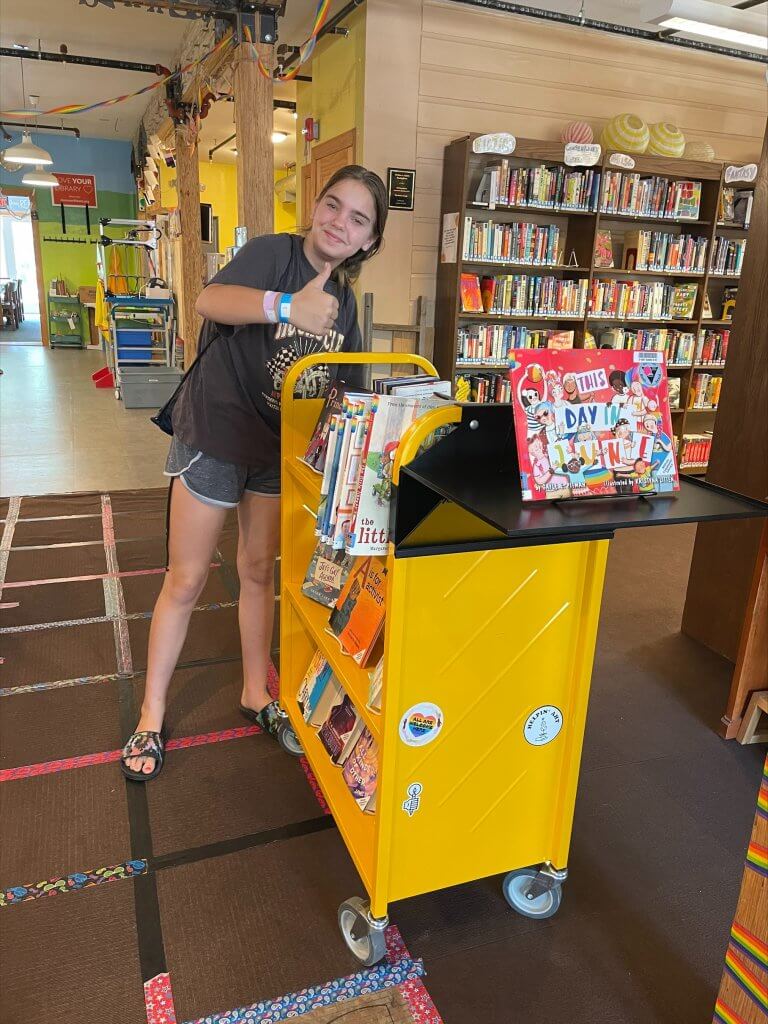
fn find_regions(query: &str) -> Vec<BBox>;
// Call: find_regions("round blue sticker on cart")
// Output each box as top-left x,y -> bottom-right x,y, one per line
524,706 -> 563,746
399,702 -> 444,747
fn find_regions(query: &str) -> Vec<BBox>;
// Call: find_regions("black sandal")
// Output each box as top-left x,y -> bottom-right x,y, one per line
120,729 -> 166,782
240,701 -> 282,740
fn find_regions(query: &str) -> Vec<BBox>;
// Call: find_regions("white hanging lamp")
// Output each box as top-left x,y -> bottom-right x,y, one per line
5,131 -> 54,166
22,164 -> 58,187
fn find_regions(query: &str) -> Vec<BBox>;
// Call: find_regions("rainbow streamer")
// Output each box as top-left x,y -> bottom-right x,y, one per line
758,777 -> 768,821
724,948 -> 768,1011
746,840 -> 768,877
713,997 -> 751,1024
0,32 -> 234,120
731,923 -> 768,971
247,0 -> 331,81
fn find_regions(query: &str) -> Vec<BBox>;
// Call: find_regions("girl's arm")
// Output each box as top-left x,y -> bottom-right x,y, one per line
196,263 -> 339,336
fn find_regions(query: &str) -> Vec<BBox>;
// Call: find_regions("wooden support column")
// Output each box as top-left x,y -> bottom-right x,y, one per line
233,39 -> 274,239
681,123 -> 768,680
174,126 -> 204,368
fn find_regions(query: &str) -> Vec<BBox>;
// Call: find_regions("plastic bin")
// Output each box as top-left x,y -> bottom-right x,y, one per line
119,366 -> 182,408
117,328 -> 154,361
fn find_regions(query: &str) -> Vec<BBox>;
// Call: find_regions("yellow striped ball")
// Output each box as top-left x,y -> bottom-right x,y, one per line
648,122 -> 686,158
561,121 -> 593,144
683,140 -> 715,161
600,114 -> 649,154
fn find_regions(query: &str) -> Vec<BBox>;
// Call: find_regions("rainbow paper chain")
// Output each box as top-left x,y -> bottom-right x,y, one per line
247,0 -> 331,81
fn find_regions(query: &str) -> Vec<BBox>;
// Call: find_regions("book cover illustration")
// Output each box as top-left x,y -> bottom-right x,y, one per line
508,350 -> 679,501
302,379 -> 371,473
460,273 -> 483,312
342,727 -> 379,811
318,693 -> 359,763
593,229 -> 614,269
302,540 -> 355,608
297,652 -> 334,721
328,556 -> 388,666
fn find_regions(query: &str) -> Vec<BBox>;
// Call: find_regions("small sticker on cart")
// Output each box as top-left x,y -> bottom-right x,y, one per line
399,702 -> 444,747
403,782 -> 423,817
524,705 -> 563,746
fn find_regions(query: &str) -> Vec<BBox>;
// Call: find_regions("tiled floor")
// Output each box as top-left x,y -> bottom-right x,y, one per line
0,341 -> 171,496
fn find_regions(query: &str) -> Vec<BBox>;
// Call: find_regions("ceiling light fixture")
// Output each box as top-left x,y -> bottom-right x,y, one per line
642,0 -> 768,51
21,165 -> 59,187
271,131 -> 289,144
4,129 -> 54,166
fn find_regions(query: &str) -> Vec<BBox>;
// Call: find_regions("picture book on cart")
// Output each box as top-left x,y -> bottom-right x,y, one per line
508,350 -> 679,502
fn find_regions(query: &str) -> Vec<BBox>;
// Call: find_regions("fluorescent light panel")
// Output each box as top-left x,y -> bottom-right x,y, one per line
642,0 -> 768,51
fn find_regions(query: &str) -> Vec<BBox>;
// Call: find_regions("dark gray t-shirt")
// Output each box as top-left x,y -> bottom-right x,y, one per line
173,232 -> 363,468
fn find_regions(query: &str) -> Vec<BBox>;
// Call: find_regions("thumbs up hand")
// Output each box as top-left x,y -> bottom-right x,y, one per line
289,262 -> 340,335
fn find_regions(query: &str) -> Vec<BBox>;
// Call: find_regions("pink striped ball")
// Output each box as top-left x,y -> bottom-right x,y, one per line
561,121 -> 594,144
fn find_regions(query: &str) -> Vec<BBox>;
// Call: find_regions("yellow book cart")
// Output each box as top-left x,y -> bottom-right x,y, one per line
278,352 -> 768,967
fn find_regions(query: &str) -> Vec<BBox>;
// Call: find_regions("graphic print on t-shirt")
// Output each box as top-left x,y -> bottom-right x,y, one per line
265,323 -> 347,412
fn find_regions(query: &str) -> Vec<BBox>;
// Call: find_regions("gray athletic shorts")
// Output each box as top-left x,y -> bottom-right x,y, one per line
164,437 -> 280,508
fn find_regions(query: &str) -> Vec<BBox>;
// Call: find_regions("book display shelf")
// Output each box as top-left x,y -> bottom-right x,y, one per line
278,352 -> 768,968
434,134 -> 755,475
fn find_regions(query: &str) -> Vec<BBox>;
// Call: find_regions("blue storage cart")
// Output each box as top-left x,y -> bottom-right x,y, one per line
106,296 -> 175,402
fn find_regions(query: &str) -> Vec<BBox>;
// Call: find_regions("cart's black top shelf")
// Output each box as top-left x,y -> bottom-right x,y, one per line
401,455 -> 768,544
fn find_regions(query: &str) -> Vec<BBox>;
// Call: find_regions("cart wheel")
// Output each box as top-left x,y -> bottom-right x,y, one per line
114,388 -> 121,400
503,868 -> 562,920
338,897 -> 388,966
277,722 -> 303,757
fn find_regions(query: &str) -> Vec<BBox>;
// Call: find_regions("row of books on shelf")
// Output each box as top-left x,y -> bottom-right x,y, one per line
462,217 -> 563,266
688,372 -> 722,410
594,326 -> 729,366
461,273 -> 588,317
719,187 -> 753,229
457,325 -> 574,364
680,433 -> 712,468
302,374 -> 451,559
296,651 -> 380,814
455,371 -> 512,405
617,230 -> 709,273
475,162 -> 600,212
599,171 -> 701,220
589,279 -> 697,320
709,237 -> 746,276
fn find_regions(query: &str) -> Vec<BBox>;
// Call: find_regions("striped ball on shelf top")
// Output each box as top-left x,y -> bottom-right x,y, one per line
683,140 -> 715,161
600,114 -> 650,154
648,122 -> 686,158
561,121 -> 593,144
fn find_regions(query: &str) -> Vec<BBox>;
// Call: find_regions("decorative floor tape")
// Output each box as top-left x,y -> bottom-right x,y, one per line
713,996 -> 752,1024
746,840 -> 768,878
0,563 -> 220,589
0,602 -> 239,635
0,495 -> 21,590
730,922 -> 768,971
0,671 -> 124,698
0,726 -> 261,782
724,947 -> 768,1012
1,858 -> 147,907
145,972 -> 179,1024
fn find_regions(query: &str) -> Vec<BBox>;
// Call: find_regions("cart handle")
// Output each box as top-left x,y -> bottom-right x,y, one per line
282,351 -> 437,405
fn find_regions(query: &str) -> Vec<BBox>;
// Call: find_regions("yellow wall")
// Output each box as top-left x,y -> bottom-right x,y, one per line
296,2 -> 367,217
159,160 -> 296,246
362,0 -> 768,323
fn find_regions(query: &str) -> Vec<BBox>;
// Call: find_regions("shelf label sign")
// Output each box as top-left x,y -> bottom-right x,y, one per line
402,782 -> 423,817
524,705 -> 563,746
472,133 -> 516,155
609,152 -> 635,170
724,163 -> 757,184
441,212 -> 459,263
399,702 -> 444,747
564,142 -> 601,167
52,173 -> 97,208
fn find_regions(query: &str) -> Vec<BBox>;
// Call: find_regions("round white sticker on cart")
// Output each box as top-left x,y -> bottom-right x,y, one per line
399,703 -> 444,747
524,706 -> 563,746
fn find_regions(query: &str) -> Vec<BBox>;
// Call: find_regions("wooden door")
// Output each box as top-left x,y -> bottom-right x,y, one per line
301,129 -> 357,229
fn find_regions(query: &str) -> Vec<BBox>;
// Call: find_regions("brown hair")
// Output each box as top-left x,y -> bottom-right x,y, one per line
314,165 -> 388,286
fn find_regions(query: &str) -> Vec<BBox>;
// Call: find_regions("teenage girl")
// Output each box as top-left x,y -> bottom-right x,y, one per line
121,165 -> 388,780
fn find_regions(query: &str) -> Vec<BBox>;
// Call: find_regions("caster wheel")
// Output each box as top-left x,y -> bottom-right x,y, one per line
503,868 -> 562,920
114,388 -> 121,400
277,722 -> 303,757
338,897 -> 388,966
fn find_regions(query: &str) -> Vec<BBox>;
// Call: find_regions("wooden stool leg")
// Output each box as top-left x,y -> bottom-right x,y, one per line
736,691 -> 768,744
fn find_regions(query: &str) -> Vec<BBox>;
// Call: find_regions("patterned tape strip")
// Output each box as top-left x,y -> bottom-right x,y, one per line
746,840 -> 768,878
724,947 -> 768,1011
0,726 -> 261,782
387,926 -> 444,1024
713,997 -> 752,1024
0,602 -> 238,635
1,858 -> 147,907
758,778 -> 768,822
731,922 -> 768,971
0,671 -> 124,698
145,973 -> 178,1024
101,494 -> 134,677
0,564 -> 220,589
0,496 -> 21,592
184,957 -> 425,1024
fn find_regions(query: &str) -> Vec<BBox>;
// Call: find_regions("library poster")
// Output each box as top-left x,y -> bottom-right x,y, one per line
508,350 -> 680,501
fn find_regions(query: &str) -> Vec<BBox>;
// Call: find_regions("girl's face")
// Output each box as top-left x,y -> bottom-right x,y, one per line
630,380 -> 643,396
529,436 -> 544,457
310,178 -> 377,267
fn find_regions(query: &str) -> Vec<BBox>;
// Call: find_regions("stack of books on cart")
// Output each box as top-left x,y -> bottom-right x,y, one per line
296,650 -> 383,815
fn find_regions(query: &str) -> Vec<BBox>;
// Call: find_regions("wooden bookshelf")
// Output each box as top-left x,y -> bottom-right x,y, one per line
434,133 -> 754,470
